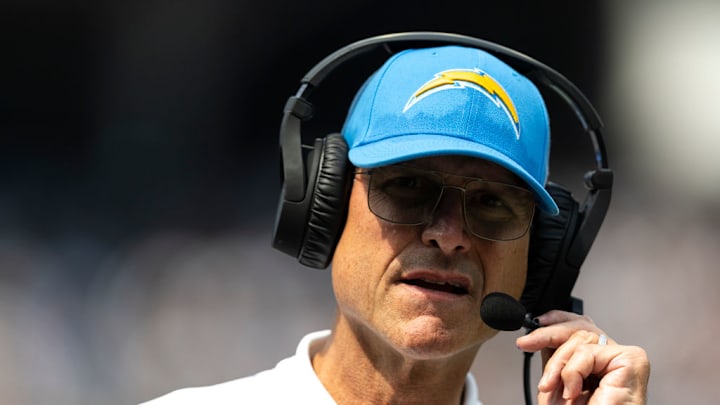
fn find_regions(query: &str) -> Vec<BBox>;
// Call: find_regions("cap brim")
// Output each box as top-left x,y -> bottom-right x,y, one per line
348,134 -> 560,215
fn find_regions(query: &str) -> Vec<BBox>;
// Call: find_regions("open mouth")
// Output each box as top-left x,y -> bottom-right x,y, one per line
402,279 -> 469,295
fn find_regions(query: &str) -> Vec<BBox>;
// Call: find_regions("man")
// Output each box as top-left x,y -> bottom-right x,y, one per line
143,44 -> 649,404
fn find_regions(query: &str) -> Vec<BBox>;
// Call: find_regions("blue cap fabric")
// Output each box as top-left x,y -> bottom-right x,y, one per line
341,45 -> 559,215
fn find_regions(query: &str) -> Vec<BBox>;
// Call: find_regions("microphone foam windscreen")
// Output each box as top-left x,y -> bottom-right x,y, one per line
480,292 -> 526,331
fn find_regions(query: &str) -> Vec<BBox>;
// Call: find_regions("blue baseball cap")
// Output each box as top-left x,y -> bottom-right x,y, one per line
341,45 -> 559,215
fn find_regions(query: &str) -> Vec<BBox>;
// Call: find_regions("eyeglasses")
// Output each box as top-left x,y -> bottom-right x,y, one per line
356,165 -> 536,241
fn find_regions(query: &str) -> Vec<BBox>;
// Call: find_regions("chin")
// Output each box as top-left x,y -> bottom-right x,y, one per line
390,317 -> 483,360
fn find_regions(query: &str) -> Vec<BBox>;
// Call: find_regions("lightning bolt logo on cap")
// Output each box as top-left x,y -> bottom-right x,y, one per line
403,68 -> 521,139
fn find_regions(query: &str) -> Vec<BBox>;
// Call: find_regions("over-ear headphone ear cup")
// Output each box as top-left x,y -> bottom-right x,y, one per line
521,183 -> 580,316
298,133 -> 352,269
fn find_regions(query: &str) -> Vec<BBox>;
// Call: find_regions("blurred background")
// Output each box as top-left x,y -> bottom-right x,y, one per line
1,0 -> 718,404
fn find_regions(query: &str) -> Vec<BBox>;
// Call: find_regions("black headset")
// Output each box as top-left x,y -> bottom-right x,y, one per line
272,32 -> 613,318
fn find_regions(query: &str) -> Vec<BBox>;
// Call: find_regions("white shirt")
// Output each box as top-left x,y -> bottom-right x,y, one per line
141,330 -> 481,404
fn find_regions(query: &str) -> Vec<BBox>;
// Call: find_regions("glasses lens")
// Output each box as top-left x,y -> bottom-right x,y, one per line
365,165 -> 535,241
463,180 -> 535,240
367,166 -> 441,224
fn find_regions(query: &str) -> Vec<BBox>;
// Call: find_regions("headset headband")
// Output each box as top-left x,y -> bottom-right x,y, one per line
301,32 -> 604,137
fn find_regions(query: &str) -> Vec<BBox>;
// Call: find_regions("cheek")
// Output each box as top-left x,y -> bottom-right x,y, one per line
331,183 -> 420,320
333,182 -> 410,271
334,185 -> 379,268
330,184 -> 391,313
480,237 -> 529,299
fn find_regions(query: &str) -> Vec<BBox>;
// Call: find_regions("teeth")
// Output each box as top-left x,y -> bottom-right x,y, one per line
420,279 -> 462,288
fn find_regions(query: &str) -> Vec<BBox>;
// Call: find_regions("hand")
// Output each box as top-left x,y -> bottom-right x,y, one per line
515,310 -> 650,405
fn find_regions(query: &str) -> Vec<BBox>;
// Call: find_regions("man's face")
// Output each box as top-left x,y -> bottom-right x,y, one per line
331,155 -> 532,360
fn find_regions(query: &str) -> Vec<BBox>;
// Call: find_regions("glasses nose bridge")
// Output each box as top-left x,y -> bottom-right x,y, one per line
438,183 -> 468,202
430,183 -> 468,221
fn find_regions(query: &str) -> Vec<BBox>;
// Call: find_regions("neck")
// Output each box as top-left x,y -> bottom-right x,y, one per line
312,315 -> 478,405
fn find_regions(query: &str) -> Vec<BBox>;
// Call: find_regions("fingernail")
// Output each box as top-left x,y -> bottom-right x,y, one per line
563,386 -> 571,400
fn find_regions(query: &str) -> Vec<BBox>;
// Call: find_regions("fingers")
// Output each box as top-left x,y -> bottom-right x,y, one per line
544,342 -> 650,403
537,329 -> 604,397
514,311 -> 650,404
516,310 -> 606,353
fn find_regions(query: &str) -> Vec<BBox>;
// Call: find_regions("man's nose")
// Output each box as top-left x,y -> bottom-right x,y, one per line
421,187 -> 472,254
